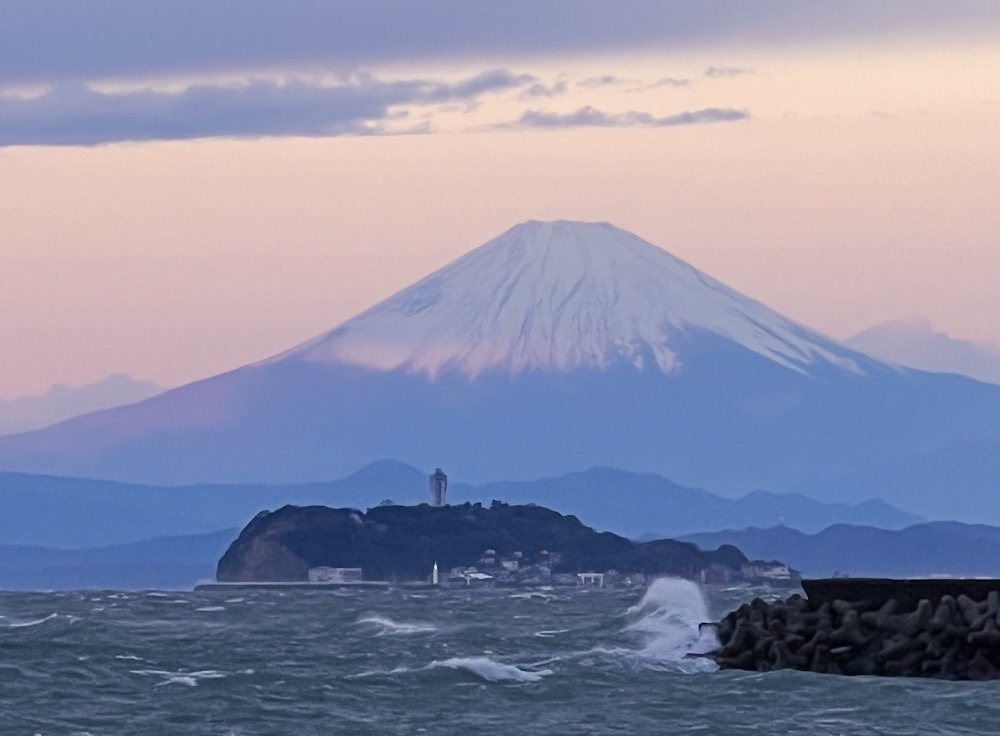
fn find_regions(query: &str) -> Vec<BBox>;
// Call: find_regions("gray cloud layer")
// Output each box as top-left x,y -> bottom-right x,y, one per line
512,105 -> 748,129
0,70 -> 534,146
3,1 -> 999,86
705,66 -> 754,78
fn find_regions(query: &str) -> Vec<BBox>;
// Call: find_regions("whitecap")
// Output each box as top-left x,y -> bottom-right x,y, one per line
355,615 -> 438,635
430,657 -> 551,683
508,592 -> 557,602
196,606 -> 225,612
350,657 -> 550,683
7,613 -> 59,628
534,629 -> 570,638
130,669 -> 229,687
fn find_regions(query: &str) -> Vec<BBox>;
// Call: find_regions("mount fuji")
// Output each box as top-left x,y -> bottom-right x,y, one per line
2,220 -> 999,519
283,220 -> 861,378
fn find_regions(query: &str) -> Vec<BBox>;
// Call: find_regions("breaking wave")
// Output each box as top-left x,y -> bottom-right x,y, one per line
355,615 -> 438,635
429,657 -> 551,683
4,612 -> 60,628
351,657 -> 550,683
623,577 -> 719,671
130,669 -> 230,687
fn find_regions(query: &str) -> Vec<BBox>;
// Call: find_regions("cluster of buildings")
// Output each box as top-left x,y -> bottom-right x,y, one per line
700,559 -> 799,586
444,548 -> 577,587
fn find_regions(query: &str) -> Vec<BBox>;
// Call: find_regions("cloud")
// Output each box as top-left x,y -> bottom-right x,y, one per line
521,80 -> 569,98
705,66 -> 754,78
3,2 -> 999,86
0,69 -> 534,146
508,105 -> 749,129
648,77 -> 691,88
577,76 -> 630,88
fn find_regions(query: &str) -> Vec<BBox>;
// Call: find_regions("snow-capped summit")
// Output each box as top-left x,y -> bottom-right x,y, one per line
285,220 -> 859,377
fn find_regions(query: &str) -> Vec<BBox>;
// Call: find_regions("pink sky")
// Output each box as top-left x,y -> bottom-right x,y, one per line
1,8 -> 999,398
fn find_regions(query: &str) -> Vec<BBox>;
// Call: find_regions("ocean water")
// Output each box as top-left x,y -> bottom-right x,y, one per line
2,580 -> 999,735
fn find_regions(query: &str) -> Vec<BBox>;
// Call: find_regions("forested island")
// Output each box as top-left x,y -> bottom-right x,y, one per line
214,501 -> 793,587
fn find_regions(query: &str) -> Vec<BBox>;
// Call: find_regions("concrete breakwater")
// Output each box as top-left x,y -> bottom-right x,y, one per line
714,585 -> 1000,679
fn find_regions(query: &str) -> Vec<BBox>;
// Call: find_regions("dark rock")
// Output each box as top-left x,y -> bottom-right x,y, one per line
877,636 -> 917,664
862,598 -> 899,629
883,651 -> 924,677
784,632 -> 805,652
928,600 -> 953,632
967,650 -> 997,680
769,640 -> 795,669
968,626 -> 1000,649
797,629 -> 829,660
830,609 -> 867,648
753,635 -> 773,660
810,644 -> 831,673
957,595 -> 981,628
900,599 -> 933,636
716,586 -> 1000,680
844,654 -> 878,676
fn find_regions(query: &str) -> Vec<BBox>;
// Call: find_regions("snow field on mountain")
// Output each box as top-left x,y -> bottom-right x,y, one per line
287,220 -> 861,378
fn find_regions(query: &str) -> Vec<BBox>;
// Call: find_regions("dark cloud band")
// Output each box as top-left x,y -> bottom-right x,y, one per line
511,105 -> 748,129
2,1 -> 999,86
0,70 -> 533,146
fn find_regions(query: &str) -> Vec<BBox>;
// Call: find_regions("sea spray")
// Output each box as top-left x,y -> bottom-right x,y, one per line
625,578 -> 719,669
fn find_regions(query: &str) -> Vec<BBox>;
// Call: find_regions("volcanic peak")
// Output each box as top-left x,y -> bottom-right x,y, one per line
283,220 -> 861,378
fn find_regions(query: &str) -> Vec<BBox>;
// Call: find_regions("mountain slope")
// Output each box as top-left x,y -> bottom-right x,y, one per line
682,522 -> 1000,579
1,221 -> 999,520
0,460 -> 428,548
451,467 -> 921,538
0,529 -> 236,591
846,317 -> 1000,386
0,374 -> 165,436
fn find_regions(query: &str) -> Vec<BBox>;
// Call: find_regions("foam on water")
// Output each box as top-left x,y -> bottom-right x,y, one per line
430,657 -> 551,683
5,613 -> 59,628
351,657 -> 550,683
131,669 -> 229,687
355,615 -> 438,635
509,592 -> 559,602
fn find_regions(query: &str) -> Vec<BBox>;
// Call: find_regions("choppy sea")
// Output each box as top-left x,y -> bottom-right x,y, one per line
2,579 -> 999,735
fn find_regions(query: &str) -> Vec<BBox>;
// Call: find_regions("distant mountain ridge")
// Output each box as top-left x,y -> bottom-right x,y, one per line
451,466 -> 920,538
682,522 -> 1000,578
0,530 -> 236,591
0,374 -> 165,437
846,317 -> 1000,386
0,460 -> 428,549
2,221 -> 1000,521
0,460 -> 918,549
